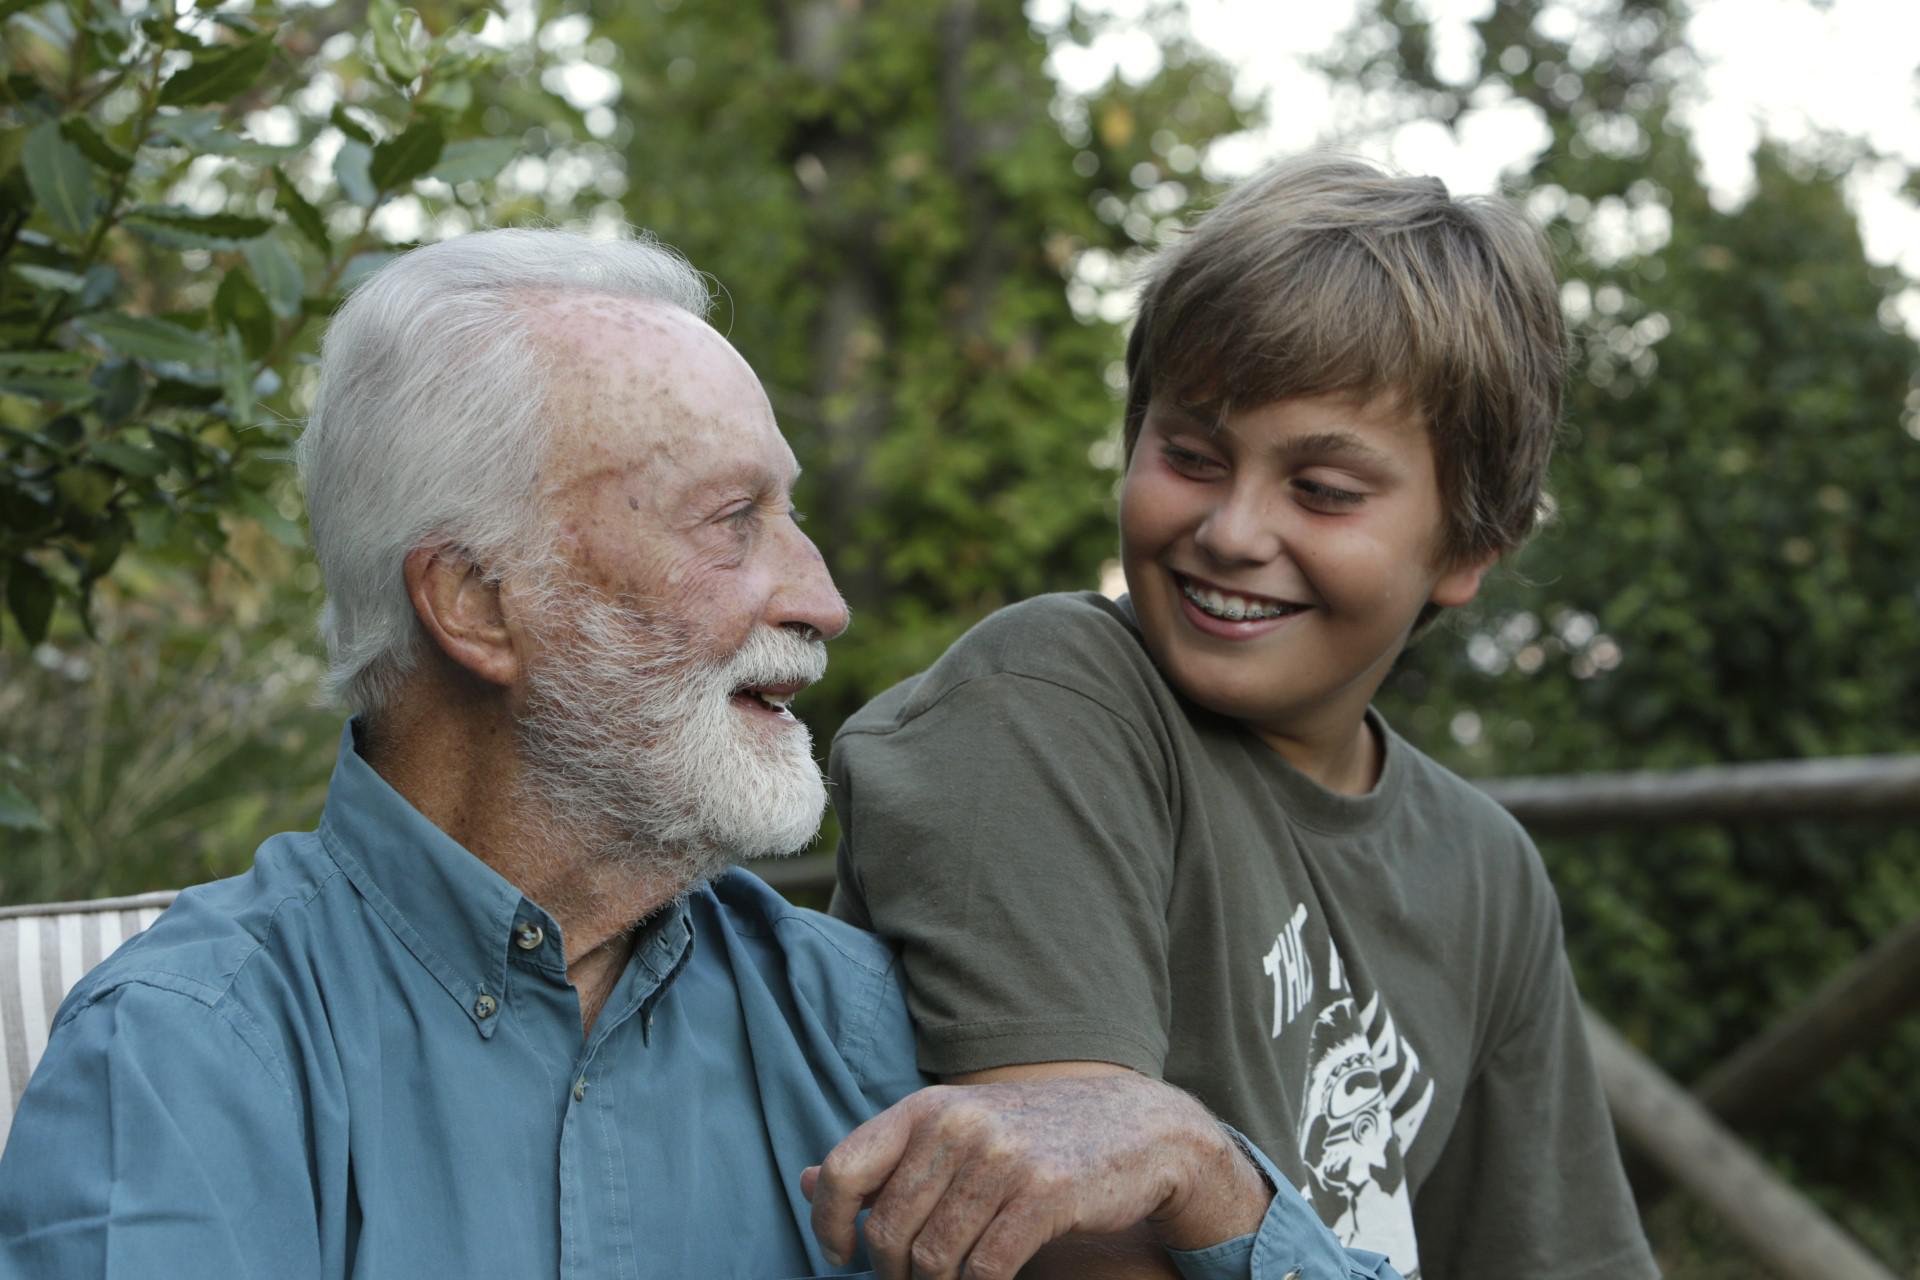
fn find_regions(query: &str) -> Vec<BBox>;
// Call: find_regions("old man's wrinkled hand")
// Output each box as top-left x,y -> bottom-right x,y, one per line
801,1073 -> 1270,1280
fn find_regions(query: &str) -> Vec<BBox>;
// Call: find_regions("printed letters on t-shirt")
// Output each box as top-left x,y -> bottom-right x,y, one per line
1262,906 -> 1434,1278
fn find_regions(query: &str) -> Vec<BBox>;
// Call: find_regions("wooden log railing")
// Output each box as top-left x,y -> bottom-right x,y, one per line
1585,1012 -> 1897,1280
751,752 -> 1920,1280
1476,753 -> 1920,832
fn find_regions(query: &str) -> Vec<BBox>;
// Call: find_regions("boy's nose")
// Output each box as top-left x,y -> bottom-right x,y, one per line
1194,485 -> 1282,566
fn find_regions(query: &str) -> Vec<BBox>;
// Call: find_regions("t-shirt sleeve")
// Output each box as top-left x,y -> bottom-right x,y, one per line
830,670 -> 1178,1078
0,981 -> 323,1279
1409,878 -> 1659,1280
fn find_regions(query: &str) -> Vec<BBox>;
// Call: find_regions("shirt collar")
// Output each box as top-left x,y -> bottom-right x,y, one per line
316,720 -> 550,1036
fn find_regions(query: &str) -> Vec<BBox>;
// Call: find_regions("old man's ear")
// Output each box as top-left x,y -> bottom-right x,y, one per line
403,544 -> 521,688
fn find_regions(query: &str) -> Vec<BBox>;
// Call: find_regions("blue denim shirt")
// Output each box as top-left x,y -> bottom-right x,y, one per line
0,725 -> 1397,1280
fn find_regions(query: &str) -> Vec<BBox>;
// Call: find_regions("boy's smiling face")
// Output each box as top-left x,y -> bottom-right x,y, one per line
1119,390 -> 1493,787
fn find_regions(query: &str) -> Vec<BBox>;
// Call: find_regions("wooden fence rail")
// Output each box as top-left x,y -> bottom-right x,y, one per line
1585,1012 -> 1897,1280
1477,753 -> 1920,832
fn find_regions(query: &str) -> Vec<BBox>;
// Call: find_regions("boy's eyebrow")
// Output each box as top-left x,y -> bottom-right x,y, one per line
1264,430 -> 1398,469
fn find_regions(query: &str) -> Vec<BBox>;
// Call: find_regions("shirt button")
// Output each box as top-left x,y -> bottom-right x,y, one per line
474,992 -> 498,1020
573,1078 -> 587,1102
513,921 -> 545,951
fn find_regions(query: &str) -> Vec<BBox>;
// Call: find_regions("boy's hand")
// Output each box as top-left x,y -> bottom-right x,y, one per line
800,1073 -> 1271,1280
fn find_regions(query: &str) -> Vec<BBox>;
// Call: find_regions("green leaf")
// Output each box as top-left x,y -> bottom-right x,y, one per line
337,250 -> 401,292
150,109 -> 295,161
58,117 -> 132,174
79,264 -> 120,309
54,466 -> 115,515
90,438 -> 167,477
428,136 -> 518,185
147,427 -> 201,473
38,416 -> 85,450
124,204 -> 274,248
82,513 -> 130,580
369,118 -> 444,192
92,358 -> 144,425
219,325 -> 253,424
22,120 -> 100,237
242,232 -> 304,318
0,373 -> 96,402
0,127 -> 30,182
418,75 -> 472,115
273,169 -> 330,254
0,350 -> 93,373
6,557 -> 56,645
79,313 -> 220,367
371,0 -> 429,85
3,561 -> 56,646
236,486 -> 305,548
214,267 -> 274,359
129,502 -> 174,549
0,779 -> 47,832
10,262 -> 86,293
329,104 -> 376,146
334,140 -> 376,206
158,37 -> 276,107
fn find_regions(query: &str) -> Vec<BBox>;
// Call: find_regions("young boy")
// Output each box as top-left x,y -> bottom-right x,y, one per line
828,154 -> 1657,1279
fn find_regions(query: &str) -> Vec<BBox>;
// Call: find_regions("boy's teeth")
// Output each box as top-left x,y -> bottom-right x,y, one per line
1182,579 -> 1295,621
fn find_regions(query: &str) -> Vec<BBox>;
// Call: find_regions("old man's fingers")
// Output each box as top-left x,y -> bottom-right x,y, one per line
806,1076 -> 1216,1279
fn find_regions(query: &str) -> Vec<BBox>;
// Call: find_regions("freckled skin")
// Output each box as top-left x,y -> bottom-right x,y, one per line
523,295 -> 846,661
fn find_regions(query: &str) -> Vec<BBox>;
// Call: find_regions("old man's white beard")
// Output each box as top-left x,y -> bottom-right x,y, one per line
517,590 -> 829,888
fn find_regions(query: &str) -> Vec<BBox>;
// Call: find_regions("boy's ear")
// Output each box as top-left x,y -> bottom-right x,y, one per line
403,545 -> 521,688
1429,548 -> 1499,610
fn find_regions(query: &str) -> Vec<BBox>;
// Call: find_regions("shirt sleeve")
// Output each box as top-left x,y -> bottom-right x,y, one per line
0,980 -> 322,1279
1410,893 -> 1659,1280
1169,1132 -> 1406,1280
830,670 -> 1179,1078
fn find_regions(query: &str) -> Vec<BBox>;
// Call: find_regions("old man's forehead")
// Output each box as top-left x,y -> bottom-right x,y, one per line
522,293 -> 791,495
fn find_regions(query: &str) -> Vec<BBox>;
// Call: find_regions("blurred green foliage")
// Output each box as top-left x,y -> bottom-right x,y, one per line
0,0 -> 616,897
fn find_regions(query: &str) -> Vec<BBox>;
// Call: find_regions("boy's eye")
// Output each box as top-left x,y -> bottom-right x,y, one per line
1162,444 -> 1224,476
1293,477 -> 1367,509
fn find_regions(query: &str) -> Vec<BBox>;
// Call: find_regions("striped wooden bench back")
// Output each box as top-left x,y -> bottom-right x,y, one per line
0,891 -> 177,1153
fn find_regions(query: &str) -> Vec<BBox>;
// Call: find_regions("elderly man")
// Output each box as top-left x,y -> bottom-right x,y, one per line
0,231 -> 1398,1280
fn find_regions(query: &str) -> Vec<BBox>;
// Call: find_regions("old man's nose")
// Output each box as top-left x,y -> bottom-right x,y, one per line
775,528 -> 851,642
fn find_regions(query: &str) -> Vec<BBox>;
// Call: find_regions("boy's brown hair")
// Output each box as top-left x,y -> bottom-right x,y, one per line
1124,152 -> 1566,579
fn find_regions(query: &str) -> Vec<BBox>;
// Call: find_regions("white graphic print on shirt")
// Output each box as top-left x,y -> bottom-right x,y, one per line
1263,908 -> 1433,1278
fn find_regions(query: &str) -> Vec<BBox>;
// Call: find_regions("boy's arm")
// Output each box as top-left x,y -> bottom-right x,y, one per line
831,672 -> 1181,1080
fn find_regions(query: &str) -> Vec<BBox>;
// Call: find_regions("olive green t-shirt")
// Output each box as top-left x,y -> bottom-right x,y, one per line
830,592 -> 1656,1280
